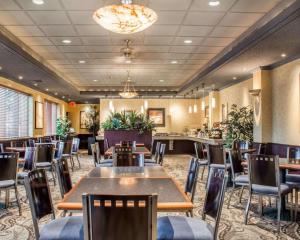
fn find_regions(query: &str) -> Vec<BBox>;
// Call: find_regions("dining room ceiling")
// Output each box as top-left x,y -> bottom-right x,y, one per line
0,0 -> 292,94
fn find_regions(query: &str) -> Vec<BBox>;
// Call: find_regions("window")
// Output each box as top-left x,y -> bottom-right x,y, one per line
0,86 -> 33,138
45,101 -> 60,135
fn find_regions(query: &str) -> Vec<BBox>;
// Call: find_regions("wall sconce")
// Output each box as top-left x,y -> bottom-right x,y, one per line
144,100 -> 148,110
188,105 -> 192,114
211,97 -> 216,109
249,89 -> 261,97
141,105 -> 144,114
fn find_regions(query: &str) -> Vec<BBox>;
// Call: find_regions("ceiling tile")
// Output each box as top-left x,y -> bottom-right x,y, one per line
202,37 -> 234,47
144,36 -> 173,45
49,36 -> 83,45
190,0 -> 236,11
40,25 -> 77,36
81,36 -> 111,45
155,11 -> 185,25
210,26 -> 247,37
149,0 -> 192,11
231,0 -> 280,13
0,0 -> 21,10
169,45 -> 197,53
219,12 -> 264,27
172,36 -> 204,45
58,45 -> 88,53
5,26 -> 44,37
196,46 -> 223,53
61,0 -> 104,10
30,45 -> 60,53
0,11 -> 34,25
183,12 -> 225,26
111,36 -> 144,45
19,36 -> 53,46
68,11 -> 96,25
178,26 -> 213,36
16,0 -> 62,10
138,45 -> 170,53
75,25 -> 109,36
65,52 -> 90,59
190,53 -> 215,59
145,25 -> 179,36
28,11 -> 70,25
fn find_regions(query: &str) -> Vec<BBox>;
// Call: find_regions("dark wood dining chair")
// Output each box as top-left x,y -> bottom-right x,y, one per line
24,169 -> 83,240
185,158 -> 200,217
114,153 -> 144,167
54,158 -> 72,199
145,141 -> 161,164
17,147 -> 37,183
157,166 -> 227,240
63,140 -> 75,171
158,143 -> 166,166
245,154 -> 293,232
91,142 -> 113,167
286,146 -> 300,220
10,140 -> 25,148
82,194 -> 157,240
194,142 -> 208,180
71,137 -> 81,168
27,139 -> 36,147
35,143 -> 56,185
0,152 -> 21,215
0,143 -> 4,153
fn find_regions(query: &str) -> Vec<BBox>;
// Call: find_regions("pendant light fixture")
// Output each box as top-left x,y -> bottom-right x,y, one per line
93,0 -> 157,34
193,89 -> 198,113
211,85 -> 216,109
201,83 -> 205,111
119,71 -> 138,98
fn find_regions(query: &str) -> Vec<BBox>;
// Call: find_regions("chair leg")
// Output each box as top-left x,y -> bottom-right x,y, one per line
76,154 -> 81,168
277,197 -> 281,234
239,186 -> 245,203
295,189 -> 298,221
200,166 -> 205,180
227,187 -> 235,209
258,196 -> 263,217
14,185 -> 21,216
245,193 -> 252,225
51,167 -> 56,186
70,156 -> 74,171
5,189 -> 10,208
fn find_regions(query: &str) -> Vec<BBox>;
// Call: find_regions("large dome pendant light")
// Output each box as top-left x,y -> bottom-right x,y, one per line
93,0 -> 157,34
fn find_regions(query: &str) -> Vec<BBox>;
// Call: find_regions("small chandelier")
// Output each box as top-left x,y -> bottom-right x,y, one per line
119,71 -> 138,98
93,0 -> 157,34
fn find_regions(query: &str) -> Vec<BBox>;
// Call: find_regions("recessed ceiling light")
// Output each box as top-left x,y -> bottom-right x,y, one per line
125,60 -> 132,64
45,88 -> 49,91
184,40 -> 193,44
281,53 -> 287,58
18,75 -> 23,80
171,60 -> 178,64
33,83 -> 38,86
54,92 -> 58,95
93,79 -> 98,82
242,67 -> 247,72
62,96 -> 65,99
32,0 -> 44,5
208,1 -> 220,6
159,79 -> 164,82
233,77 -> 237,80
62,39 -> 72,44
0,66 -> 2,70
78,60 -> 86,64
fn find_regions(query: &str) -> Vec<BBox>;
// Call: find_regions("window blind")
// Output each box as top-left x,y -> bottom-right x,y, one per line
0,86 -> 33,138
45,101 -> 60,135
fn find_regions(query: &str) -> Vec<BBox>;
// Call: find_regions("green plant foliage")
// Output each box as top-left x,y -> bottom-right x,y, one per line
85,105 -> 100,137
56,117 -> 71,139
223,104 -> 254,148
101,110 -> 155,134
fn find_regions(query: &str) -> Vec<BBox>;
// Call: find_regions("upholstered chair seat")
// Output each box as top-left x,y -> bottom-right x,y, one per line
286,174 -> 300,187
252,184 -> 292,195
234,174 -> 249,185
0,180 -> 15,188
157,216 -> 213,240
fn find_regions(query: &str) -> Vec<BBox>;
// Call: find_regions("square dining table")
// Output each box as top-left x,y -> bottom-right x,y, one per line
57,166 -> 193,212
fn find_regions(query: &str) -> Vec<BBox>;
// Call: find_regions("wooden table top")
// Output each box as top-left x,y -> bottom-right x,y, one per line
105,146 -> 151,156
242,158 -> 300,170
57,167 -> 193,212
6,147 -> 26,152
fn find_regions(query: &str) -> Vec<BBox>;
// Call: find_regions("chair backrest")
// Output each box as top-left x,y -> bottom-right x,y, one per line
238,140 -> 249,150
23,147 -> 37,171
114,153 -> 144,167
24,169 -> 55,240
120,140 -> 136,148
207,144 -> 226,166
10,140 -> 25,147
257,143 -> 267,154
248,154 -> 279,188
158,143 -> 166,166
91,143 -> 101,166
0,152 -> 19,181
82,194 -> 157,240
72,138 -> 80,153
35,143 -> 54,163
194,142 -> 205,159
0,143 -> 4,153
63,140 -> 73,155
202,166 -> 227,239
114,146 -> 133,154
27,139 -> 36,147
228,145 -> 244,178
104,138 -> 110,151
185,158 -> 200,202
153,142 -> 161,163
54,158 -> 72,198
43,136 -> 52,143
287,146 -> 300,164
55,142 -> 65,160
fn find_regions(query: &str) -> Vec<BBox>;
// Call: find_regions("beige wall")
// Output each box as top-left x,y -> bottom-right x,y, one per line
100,98 -> 206,133
271,59 -> 300,145
0,76 -> 68,136
67,104 -> 100,134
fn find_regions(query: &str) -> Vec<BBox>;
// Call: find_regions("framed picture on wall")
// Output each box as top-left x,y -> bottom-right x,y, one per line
35,101 -> 44,129
147,108 -> 165,127
80,111 -> 88,129
205,106 -> 209,118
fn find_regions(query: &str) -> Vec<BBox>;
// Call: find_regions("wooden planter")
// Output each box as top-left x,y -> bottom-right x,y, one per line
104,130 -> 152,151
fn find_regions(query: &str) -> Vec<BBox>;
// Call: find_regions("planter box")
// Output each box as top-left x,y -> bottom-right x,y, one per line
104,130 -> 152,151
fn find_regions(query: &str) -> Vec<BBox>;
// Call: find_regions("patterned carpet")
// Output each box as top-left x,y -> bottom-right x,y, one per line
0,154 -> 299,240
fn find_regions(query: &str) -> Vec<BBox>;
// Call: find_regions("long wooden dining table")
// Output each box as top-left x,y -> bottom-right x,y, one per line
57,166 -> 193,212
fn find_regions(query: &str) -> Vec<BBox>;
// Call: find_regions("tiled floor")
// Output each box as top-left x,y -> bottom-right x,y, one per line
0,154 -> 299,240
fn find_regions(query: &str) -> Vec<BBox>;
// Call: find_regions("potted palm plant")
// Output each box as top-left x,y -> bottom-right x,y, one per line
56,117 -> 71,141
85,105 -> 100,154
